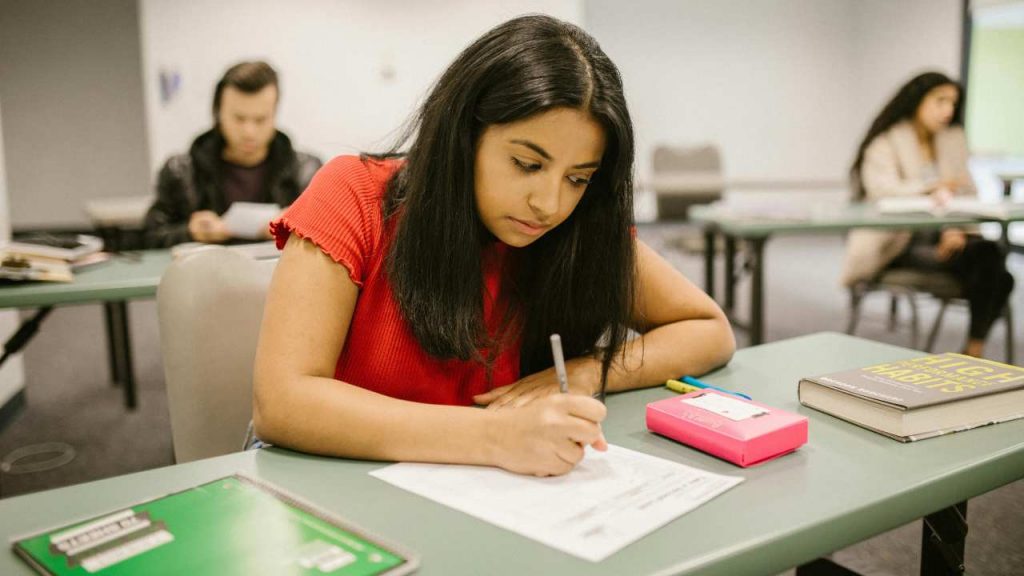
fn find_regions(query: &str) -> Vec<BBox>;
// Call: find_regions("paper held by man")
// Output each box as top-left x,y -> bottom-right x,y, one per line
221,202 -> 281,240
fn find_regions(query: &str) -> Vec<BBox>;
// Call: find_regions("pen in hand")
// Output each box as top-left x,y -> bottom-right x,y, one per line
549,334 -> 569,394
550,333 -> 608,454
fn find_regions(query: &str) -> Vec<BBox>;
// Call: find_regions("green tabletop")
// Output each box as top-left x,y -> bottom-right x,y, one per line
0,250 -> 171,309
689,203 -> 981,238
2,333 -> 1021,575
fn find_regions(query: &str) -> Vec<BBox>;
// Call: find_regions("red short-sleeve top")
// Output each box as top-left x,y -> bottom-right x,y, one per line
270,156 -> 520,405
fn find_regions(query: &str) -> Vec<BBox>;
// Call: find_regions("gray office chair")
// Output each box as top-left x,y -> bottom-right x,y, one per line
650,144 -> 726,257
651,144 -> 724,221
847,268 -> 1014,363
157,247 -> 278,463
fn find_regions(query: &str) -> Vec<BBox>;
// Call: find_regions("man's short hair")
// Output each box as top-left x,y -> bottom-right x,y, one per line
212,61 -> 279,117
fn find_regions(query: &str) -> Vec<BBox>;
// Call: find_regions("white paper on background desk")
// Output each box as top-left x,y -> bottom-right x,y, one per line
221,202 -> 280,239
370,444 -> 743,562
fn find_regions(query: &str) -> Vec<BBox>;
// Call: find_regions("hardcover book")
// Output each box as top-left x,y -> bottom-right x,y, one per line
0,234 -> 106,283
798,353 -> 1024,442
0,256 -> 73,283
11,475 -> 418,576
1,234 -> 103,262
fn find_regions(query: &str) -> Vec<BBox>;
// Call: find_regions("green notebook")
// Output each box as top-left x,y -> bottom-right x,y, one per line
11,475 -> 418,575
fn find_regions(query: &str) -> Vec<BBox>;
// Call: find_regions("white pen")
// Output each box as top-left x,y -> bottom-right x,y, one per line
549,334 -> 569,394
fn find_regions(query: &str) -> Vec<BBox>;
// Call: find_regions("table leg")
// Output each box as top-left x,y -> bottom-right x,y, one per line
796,501 -> 969,576
749,238 -> 767,345
0,307 -> 54,368
0,307 -> 54,433
920,502 -> 967,576
103,303 -> 122,388
724,236 -> 737,313
703,227 -> 716,300
105,301 -> 137,410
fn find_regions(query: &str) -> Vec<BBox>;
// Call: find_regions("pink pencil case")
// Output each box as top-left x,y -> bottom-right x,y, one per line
646,389 -> 808,467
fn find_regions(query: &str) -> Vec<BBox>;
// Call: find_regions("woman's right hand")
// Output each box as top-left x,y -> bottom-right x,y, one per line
188,210 -> 231,243
930,186 -> 953,208
489,394 -> 608,477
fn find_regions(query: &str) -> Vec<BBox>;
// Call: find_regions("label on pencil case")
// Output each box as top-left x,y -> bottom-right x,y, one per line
683,393 -> 769,421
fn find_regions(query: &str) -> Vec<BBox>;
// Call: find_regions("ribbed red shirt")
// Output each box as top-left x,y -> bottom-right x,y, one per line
271,156 -> 520,405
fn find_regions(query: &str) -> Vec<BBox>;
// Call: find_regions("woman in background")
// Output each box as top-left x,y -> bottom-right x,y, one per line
843,71 -> 1013,358
252,15 -> 734,476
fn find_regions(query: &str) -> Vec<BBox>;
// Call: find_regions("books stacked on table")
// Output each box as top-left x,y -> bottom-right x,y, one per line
0,234 -> 105,283
799,353 -> 1024,442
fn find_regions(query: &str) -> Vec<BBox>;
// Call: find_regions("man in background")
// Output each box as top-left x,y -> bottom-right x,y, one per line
143,61 -> 321,247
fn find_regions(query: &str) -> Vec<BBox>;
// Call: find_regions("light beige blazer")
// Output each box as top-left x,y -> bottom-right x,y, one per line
841,121 -> 975,286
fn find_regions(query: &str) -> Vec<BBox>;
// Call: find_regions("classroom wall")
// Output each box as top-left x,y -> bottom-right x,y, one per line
139,0 -> 584,175
851,0 -> 962,138
0,0 -> 968,229
584,0 -> 961,190
0,100 -> 26,410
0,0 -> 151,230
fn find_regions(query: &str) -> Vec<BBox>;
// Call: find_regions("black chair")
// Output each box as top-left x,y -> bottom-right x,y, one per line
847,268 -> 1014,363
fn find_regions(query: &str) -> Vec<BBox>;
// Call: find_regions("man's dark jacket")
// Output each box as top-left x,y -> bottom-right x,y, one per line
143,129 -> 322,247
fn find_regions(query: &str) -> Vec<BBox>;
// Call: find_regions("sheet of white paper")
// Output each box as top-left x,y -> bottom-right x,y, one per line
876,196 -> 935,214
370,444 -> 743,562
876,196 -> 1024,219
221,202 -> 280,240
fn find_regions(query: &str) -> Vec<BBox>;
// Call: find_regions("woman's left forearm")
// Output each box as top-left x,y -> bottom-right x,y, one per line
602,316 -> 735,394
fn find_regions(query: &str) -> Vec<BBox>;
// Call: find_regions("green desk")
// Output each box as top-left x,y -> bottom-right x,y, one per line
2,333 -> 1020,575
0,250 -> 171,410
689,203 -> 1002,345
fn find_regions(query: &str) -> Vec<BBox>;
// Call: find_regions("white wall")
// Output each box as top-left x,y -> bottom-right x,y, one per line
853,0 -> 962,138
585,0 -> 961,191
140,0 -> 584,173
0,99 -> 26,410
0,0 -> 151,229
135,0 -> 961,209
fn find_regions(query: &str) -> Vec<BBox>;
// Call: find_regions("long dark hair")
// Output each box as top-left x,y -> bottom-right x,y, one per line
850,71 -> 963,200
379,15 -> 636,392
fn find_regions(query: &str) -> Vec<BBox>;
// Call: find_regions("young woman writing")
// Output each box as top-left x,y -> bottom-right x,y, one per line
252,15 -> 734,476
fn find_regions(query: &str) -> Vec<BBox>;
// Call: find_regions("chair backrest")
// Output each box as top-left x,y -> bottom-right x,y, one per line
651,144 -> 724,219
652,144 -> 721,174
157,247 -> 278,463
